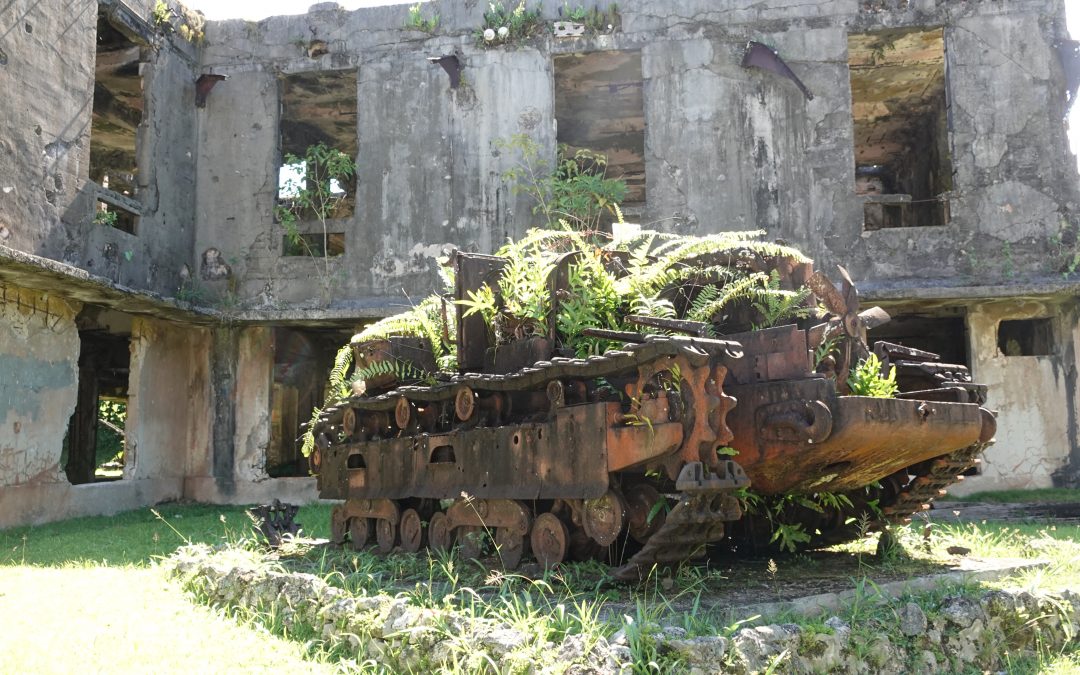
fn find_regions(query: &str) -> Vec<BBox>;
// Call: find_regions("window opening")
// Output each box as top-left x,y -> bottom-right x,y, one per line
91,12 -> 144,233
269,327 -> 353,477
849,28 -> 951,229
277,70 -> 358,219
553,50 -> 645,223
868,313 -> 968,367
61,307 -> 133,484
997,319 -> 1054,357
281,232 -> 346,257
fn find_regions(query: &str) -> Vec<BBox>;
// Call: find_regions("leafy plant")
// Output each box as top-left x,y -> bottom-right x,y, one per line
498,135 -> 627,232
405,3 -> 439,32
274,143 -> 356,306
93,209 -> 118,227
152,0 -> 171,28
475,1 -> 544,47
300,344 -> 353,457
847,353 -> 898,398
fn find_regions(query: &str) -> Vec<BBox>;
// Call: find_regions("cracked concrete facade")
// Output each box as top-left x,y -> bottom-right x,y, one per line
1,0 -> 1080,526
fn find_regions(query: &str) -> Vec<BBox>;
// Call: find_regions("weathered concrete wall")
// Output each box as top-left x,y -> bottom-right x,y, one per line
0,298 -> 221,528
183,325 -> 319,505
0,0 -> 199,297
0,285 -> 80,489
126,317 -> 212,481
947,299 -> 1076,496
189,0 -> 1080,315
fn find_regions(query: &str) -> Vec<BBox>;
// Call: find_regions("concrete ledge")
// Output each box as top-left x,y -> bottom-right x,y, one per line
183,476 -> 319,505
0,477 -> 184,529
733,557 -> 1047,620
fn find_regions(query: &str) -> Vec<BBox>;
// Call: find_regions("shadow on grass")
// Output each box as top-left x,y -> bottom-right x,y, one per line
0,502 -> 335,567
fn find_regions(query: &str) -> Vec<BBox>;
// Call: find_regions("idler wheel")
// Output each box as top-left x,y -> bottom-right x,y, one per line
428,512 -> 453,553
394,397 -> 413,429
624,483 -> 667,544
546,380 -> 565,408
341,408 -> 357,437
454,386 -> 475,422
348,517 -> 371,550
531,513 -> 569,568
459,526 -> 485,560
400,508 -> 425,553
582,489 -> 626,546
376,516 -> 398,553
495,527 -> 526,570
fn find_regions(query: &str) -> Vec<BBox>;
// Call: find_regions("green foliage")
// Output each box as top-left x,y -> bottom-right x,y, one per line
498,135 -> 627,231
152,0 -> 171,27
475,1 -> 544,47
405,2 -> 439,32
93,209 -> 118,227
95,399 -> 126,473
274,143 -> 356,304
846,353 -> 898,398
300,344 -> 353,457
350,358 -> 432,389
357,295 -> 455,363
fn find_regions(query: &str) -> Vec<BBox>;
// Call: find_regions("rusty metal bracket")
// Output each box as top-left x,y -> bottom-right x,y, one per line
247,500 -> 300,547
741,41 -> 813,100
675,460 -> 749,492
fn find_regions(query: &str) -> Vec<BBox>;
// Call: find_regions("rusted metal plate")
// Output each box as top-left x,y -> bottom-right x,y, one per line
343,403 -> 613,501
453,251 -> 506,372
726,378 -> 987,494
723,325 -> 809,385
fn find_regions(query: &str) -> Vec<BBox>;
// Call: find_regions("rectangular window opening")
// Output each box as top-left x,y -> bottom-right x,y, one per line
281,232 -> 346,257
553,50 -> 645,228
997,318 -> 1054,357
277,70 -> 358,223
849,28 -> 952,230
91,12 -> 144,226
269,327 -> 354,477
61,307 -> 134,484
94,198 -> 138,235
868,312 -> 969,367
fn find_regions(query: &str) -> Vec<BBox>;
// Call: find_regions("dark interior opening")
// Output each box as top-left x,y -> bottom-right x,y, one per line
281,232 -> 346,257
269,326 -> 354,477
91,12 -> 143,232
849,28 -> 952,230
998,318 -> 1054,357
553,50 -> 645,220
868,312 -> 968,367
62,307 -> 133,484
278,70 -> 359,221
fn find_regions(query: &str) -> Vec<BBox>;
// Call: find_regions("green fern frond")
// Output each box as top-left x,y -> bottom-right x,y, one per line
686,272 -> 770,323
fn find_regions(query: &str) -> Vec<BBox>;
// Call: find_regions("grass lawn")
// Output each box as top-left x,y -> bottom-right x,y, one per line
2,502 -> 1080,673
0,502 -> 335,674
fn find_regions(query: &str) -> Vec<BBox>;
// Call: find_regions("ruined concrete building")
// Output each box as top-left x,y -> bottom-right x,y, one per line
2,0 -> 1079,527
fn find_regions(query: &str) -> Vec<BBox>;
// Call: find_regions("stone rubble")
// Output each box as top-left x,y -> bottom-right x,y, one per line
167,545 -> 1080,673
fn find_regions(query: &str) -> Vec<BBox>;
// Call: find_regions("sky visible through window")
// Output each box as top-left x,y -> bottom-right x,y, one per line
188,0 -> 1080,166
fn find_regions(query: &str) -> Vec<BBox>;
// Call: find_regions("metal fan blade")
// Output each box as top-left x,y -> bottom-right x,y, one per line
836,265 -> 859,315
807,271 -> 848,317
859,306 -> 891,330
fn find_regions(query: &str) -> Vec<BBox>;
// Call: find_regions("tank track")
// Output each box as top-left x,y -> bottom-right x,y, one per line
880,440 -> 988,524
320,335 -> 751,578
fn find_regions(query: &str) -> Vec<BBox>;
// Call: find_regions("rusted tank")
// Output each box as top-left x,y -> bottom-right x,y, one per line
309,232 -> 994,580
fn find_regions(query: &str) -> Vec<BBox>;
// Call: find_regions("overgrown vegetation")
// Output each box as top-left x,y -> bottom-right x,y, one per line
275,142 -> 356,306
498,134 -> 627,231
475,1 -> 545,47
404,2 -> 439,33
558,2 -> 620,34
846,353 -> 898,398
